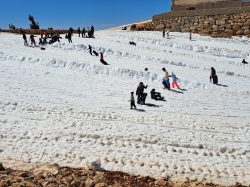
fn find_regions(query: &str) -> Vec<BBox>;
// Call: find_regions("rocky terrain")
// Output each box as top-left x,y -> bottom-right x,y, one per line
0,162 -> 247,187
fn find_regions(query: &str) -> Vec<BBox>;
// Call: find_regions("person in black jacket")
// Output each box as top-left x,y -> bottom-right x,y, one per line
22,33 -> 28,46
82,27 -> 85,37
77,27 -> 81,37
136,82 -> 148,104
242,59 -> 248,64
87,45 -> 92,55
150,89 -> 164,100
210,67 -> 216,82
91,25 -> 94,38
68,31 -> 72,43
69,27 -> 74,36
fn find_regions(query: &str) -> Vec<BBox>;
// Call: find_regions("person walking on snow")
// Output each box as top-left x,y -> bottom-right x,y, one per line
87,45 -> 92,55
69,27 -> 73,36
77,27 -> 81,37
91,25 -> 94,38
22,33 -> 28,46
162,29 -> 165,38
171,72 -> 180,89
167,31 -> 169,38
82,27 -> 85,37
40,30 -> 43,38
55,32 -> 61,42
67,31 -> 72,43
210,67 -> 216,82
29,34 -> 36,47
162,68 -> 171,90
128,92 -> 136,109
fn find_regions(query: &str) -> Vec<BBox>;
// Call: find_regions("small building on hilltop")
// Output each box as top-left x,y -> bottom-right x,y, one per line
153,0 -> 250,20
133,0 -> 250,37
171,0 -> 250,12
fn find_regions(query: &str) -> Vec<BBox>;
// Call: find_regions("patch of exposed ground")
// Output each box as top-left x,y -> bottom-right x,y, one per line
0,162 -> 247,187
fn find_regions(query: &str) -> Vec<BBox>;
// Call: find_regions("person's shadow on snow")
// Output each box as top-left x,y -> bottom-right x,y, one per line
179,88 -> 187,91
144,103 -> 161,107
170,89 -> 184,94
216,84 -> 228,87
135,109 -> 146,112
100,59 -> 110,65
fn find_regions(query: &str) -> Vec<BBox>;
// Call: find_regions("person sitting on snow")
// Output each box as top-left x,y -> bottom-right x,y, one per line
242,59 -> 248,64
150,89 -> 164,100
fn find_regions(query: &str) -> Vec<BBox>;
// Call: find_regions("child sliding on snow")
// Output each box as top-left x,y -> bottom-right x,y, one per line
128,92 -> 136,109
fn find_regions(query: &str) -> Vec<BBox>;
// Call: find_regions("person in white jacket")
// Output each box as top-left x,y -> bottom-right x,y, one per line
162,68 -> 171,90
128,92 -> 136,109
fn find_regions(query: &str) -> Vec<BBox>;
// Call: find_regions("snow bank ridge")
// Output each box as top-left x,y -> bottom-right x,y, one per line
48,42 -> 193,68
0,54 -> 158,81
127,37 -> 248,59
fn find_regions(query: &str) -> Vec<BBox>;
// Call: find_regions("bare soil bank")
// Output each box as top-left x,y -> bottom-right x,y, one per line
0,162 -> 246,187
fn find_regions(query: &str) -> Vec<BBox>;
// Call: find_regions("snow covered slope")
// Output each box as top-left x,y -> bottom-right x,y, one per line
0,30 -> 250,186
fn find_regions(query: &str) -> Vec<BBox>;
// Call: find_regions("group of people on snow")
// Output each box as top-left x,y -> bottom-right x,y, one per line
162,29 -> 169,38
128,68 -> 180,109
77,26 -> 95,38
87,44 -> 109,65
21,29 -> 62,47
22,26 -> 95,47
129,65 -> 222,109
162,68 -> 180,90
22,32 -> 36,47
65,26 -> 95,43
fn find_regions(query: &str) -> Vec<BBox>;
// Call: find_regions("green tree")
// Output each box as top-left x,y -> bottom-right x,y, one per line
28,14 -> 40,29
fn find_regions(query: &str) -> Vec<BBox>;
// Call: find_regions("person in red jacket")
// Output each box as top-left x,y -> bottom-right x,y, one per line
100,52 -> 109,65
100,52 -> 103,60
29,34 -> 36,47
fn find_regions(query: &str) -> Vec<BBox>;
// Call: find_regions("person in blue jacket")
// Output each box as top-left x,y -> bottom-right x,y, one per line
171,72 -> 180,89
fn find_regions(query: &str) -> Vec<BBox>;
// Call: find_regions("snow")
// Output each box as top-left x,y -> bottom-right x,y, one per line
0,30 -> 250,186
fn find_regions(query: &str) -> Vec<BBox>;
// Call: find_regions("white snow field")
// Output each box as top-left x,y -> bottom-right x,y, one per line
0,30 -> 250,186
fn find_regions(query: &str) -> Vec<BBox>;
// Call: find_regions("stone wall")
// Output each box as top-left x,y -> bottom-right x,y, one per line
153,6 -> 250,21
133,12 -> 250,38
172,0 -> 244,11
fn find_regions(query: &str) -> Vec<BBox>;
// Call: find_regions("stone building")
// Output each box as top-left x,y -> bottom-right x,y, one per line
133,0 -> 250,37
153,0 -> 250,20
171,0 -> 250,12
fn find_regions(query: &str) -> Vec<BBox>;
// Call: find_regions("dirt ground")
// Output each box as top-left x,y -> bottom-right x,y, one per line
0,162 -> 247,187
